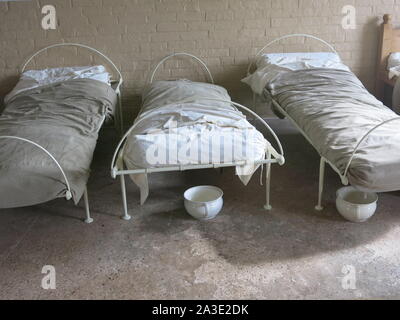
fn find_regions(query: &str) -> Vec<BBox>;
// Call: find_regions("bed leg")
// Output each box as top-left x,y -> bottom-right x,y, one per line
118,93 -> 124,136
264,155 -> 272,211
120,174 -> 131,221
315,157 -> 326,211
83,188 -> 93,224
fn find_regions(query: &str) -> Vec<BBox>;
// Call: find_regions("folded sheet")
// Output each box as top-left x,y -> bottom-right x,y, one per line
4,65 -> 111,104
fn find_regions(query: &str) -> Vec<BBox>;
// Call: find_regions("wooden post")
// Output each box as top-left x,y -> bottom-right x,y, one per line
376,14 -> 393,100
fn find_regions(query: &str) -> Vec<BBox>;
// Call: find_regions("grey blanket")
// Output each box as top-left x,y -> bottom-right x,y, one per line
0,79 -> 117,208
264,68 -> 400,192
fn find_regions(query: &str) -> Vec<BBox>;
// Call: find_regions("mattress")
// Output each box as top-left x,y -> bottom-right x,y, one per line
256,67 -> 400,192
0,78 -> 117,208
122,79 -> 269,204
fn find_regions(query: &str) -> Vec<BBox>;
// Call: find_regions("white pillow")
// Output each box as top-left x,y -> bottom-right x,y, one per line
257,52 -> 341,66
388,52 -> 400,70
256,52 -> 348,72
5,65 -> 110,103
243,52 -> 350,95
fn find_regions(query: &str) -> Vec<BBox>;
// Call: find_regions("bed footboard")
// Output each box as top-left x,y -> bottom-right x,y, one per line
0,136 -> 93,223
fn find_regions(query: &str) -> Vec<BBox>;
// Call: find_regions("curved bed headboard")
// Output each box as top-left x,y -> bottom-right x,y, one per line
246,34 -> 338,76
21,43 -> 123,92
22,43 -> 124,134
149,52 -> 214,84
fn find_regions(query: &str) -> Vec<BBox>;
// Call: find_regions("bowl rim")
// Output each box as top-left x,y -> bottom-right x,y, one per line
184,185 -> 224,204
336,186 -> 378,206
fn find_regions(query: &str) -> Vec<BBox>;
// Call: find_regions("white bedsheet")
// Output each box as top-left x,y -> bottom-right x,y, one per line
121,80 -> 269,204
4,65 -> 110,103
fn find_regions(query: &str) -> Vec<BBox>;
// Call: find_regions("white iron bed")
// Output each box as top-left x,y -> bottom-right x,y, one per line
244,34 -> 400,210
0,43 -> 124,223
111,53 -> 285,221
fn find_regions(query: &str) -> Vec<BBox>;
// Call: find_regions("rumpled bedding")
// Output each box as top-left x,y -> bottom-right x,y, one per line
257,67 -> 400,192
4,65 -> 111,104
121,80 -> 269,204
0,78 -> 117,208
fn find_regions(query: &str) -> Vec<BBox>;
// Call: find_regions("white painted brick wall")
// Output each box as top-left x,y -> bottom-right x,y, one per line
0,0 -> 399,121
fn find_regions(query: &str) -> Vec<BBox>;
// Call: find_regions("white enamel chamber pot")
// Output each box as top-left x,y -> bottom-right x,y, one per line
184,186 -> 223,220
336,186 -> 378,222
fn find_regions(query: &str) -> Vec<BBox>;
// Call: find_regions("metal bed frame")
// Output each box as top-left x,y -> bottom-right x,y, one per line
248,34 -> 400,210
111,52 -> 285,221
0,43 -> 124,223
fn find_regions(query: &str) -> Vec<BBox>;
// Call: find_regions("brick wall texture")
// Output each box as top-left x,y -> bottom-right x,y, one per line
1,0 -> 399,122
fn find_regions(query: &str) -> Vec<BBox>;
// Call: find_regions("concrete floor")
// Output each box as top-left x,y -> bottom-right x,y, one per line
1,119 -> 400,299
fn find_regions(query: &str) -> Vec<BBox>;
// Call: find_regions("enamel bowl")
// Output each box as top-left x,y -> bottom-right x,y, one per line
336,186 -> 378,222
184,186 -> 223,221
